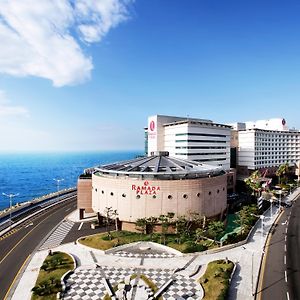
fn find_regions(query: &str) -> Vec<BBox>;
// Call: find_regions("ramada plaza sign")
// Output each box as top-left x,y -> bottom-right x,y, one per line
132,180 -> 161,195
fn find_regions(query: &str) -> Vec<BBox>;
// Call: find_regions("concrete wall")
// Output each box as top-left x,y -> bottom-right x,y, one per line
77,178 -> 93,213
92,173 -> 227,222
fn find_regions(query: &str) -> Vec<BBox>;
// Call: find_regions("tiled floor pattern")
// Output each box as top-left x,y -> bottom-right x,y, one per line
113,250 -> 175,258
63,266 -> 202,300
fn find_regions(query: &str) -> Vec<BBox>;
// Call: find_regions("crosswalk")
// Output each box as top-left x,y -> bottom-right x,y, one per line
39,220 -> 74,250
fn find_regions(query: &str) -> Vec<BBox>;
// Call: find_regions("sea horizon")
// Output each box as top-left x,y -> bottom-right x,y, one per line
0,150 -> 143,210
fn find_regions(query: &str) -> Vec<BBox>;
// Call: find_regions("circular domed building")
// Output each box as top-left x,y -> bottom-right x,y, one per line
90,152 -> 228,231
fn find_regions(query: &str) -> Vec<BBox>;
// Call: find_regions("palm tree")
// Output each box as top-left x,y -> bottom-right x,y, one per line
244,170 -> 263,197
276,163 -> 289,185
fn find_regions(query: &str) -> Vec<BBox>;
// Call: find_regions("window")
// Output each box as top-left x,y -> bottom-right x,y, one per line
168,195 -> 173,199
208,191 -> 212,195
197,192 -> 201,197
136,195 -> 140,199
183,194 -> 188,199
122,193 -> 126,198
110,192 -> 114,196
101,190 -> 104,194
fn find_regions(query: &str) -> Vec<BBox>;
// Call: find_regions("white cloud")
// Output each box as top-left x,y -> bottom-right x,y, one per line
0,90 -> 29,117
0,0 -> 132,87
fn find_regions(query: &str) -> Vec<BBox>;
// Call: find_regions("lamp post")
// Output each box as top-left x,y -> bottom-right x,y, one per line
287,183 -> 293,195
279,190 -> 282,210
270,198 -> 275,217
2,192 -> 19,228
53,178 -> 64,201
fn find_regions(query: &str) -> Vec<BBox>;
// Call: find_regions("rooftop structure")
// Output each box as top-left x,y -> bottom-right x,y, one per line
95,151 -> 225,180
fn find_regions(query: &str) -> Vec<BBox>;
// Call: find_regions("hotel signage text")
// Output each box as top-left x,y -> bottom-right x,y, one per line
132,181 -> 161,195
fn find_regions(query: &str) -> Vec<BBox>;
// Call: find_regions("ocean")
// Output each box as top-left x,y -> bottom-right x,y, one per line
0,151 -> 141,210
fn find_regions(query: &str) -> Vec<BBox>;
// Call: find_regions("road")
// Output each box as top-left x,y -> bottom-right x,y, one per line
0,196 -> 77,300
258,195 -> 300,300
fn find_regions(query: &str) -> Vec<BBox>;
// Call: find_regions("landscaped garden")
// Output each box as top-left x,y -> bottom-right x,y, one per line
79,204 -> 260,253
199,259 -> 234,300
31,251 -> 74,300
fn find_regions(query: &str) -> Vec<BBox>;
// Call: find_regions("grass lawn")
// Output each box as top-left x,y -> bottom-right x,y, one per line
31,251 -> 74,300
199,259 -> 234,300
78,231 -> 217,253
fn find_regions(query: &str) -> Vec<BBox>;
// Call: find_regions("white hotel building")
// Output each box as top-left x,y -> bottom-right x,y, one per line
146,115 -> 231,170
230,118 -> 300,173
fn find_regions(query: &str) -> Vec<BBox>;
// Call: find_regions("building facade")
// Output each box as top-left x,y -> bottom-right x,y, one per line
89,152 -> 228,230
230,118 -> 300,174
146,115 -> 231,170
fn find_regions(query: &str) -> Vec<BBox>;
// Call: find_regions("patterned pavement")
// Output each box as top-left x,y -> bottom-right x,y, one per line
63,266 -> 202,300
39,220 -> 74,250
113,250 -> 175,258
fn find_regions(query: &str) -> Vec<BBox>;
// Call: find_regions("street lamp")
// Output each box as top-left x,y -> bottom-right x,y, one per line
287,183 -> 293,195
53,178 -> 64,201
2,192 -> 19,228
270,198 -> 275,217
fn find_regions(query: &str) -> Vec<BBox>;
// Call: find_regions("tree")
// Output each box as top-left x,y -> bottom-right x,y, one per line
111,209 -> 119,231
146,216 -> 158,240
136,218 -> 147,235
104,206 -> 114,240
276,163 -> 289,185
195,227 -> 206,243
207,221 -> 225,241
244,170 -> 263,197
235,205 -> 258,234
175,216 -> 186,244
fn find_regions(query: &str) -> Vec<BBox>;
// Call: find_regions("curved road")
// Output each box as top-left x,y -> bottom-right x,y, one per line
258,194 -> 300,300
0,196 -> 77,300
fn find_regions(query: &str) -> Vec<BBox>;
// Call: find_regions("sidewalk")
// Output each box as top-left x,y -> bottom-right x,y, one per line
12,188 -> 300,300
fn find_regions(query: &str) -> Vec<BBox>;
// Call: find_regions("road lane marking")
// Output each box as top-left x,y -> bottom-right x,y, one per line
286,228 -> 288,233
287,291 -> 290,300
78,222 -> 83,231
285,270 -> 288,282
65,208 -> 71,212
285,244 -> 287,252
285,236 -> 287,242
0,202 -> 74,266
3,255 -> 30,300
284,255 -> 286,265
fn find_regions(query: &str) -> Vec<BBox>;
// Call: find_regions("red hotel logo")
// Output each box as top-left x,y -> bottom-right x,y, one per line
132,180 -> 161,195
149,120 -> 155,131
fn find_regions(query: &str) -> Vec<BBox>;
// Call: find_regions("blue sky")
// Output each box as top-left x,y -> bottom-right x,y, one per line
0,0 -> 300,151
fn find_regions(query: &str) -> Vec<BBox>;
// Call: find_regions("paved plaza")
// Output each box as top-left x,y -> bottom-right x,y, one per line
11,188 -> 300,300
64,266 -> 202,300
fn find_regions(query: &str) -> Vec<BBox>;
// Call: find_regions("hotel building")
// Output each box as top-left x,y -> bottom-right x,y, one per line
229,118 -> 300,175
146,115 -> 232,171
78,152 -> 228,228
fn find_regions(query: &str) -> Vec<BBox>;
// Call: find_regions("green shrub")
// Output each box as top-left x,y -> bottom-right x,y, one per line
32,278 -> 62,296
